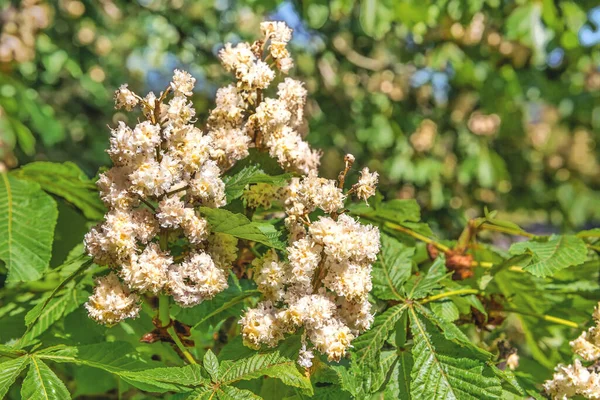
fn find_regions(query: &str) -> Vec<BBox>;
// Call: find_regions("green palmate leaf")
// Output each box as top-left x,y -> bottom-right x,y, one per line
203,350 -> 219,381
24,256 -> 92,329
0,356 -> 29,398
199,207 -> 286,250
408,308 -> 502,400
37,342 -> 185,393
218,351 -> 312,393
405,256 -> 448,299
224,165 -> 290,201
216,385 -> 262,400
0,343 -> 26,358
372,234 -> 414,300
509,235 -> 588,277
20,288 -> 89,345
21,357 -> 71,400
0,174 -> 58,282
383,351 -> 413,400
351,304 -> 408,367
120,365 -> 207,391
13,161 -> 104,220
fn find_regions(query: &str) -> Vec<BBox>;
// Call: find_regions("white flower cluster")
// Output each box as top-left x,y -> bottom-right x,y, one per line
544,302 -> 600,399
85,69 -> 239,325
240,157 -> 380,366
209,22 -> 320,174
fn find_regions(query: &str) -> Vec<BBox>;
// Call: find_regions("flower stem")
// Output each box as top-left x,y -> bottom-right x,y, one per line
420,289 -> 480,304
158,295 -> 170,327
167,325 -> 198,365
384,222 -> 451,253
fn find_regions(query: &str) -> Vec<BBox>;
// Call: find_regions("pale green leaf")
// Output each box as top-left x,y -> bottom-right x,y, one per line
24,256 -> 92,328
204,350 -> 219,381
509,235 -> 588,277
21,357 -> 71,400
405,256 -> 449,299
21,288 -> 89,345
13,161 -> 105,220
409,308 -> 502,400
0,343 -> 26,358
0,356 -> 28,398
199,207 -> 285,250
217,385 -> 262,400
0,174 -> 58,282
383,351 -> 412,400
372,234 -> 414,300
219,351 -> 312,393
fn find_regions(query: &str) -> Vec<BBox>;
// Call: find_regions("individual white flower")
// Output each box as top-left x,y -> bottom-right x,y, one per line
338,298 -> 374,333
287,237 -> 322,288
218,42 -> 255,72
85,272 -> 140,325
156,195 -> 186,228
253,250 -> 289,301
171,69 -> 195,96
260,21 -> 293,43
168,252 -> 228,307
97,166 -> 138,210
208,126 -> 250,169
506,353 -> 519,371
324,260 -> 372,302
354,167 -> 378,203
298,343 -> 314,369
120,243 -> 171,294
277,78 -> 307,126
167,96 -> 196,127
570,331 -> 600,362
189,160 -> 226,207
307,319 -> 354,362
181,209 -> 210,244
239,301 -> 285,349
114,84 -> 139,111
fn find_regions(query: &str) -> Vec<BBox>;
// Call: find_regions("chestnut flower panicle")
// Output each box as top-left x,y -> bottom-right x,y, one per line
240,153 -> 381,367
85,67 -> 238,321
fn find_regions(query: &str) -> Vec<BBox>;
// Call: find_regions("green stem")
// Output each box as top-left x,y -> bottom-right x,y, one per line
167,326 -> 197,365
384,221 -> 451,253
498,309 -> 579,328
158,295 -> 170,328
420,289 -> 480,304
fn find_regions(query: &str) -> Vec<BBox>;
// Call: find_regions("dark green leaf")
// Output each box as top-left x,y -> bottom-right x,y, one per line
509,235 -> 588,277
13,161 -> 105,220
199,207 -> 285,250
372,234 -> 414,300
21,357 -> 71,400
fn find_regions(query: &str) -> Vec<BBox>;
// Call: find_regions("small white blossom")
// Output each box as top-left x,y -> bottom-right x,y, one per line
169,252 -> 228,307
171,69 -> 195,97
354,167 -> 378,203
120,243 -> 171,294
114,84 -> 139,111
85,273 -> 140,325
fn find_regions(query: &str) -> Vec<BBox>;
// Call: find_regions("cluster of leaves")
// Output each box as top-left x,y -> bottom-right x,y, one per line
1,154 -> 599,399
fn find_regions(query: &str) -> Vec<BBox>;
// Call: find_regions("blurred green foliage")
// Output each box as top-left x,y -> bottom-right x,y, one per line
1,0 -> 599,234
